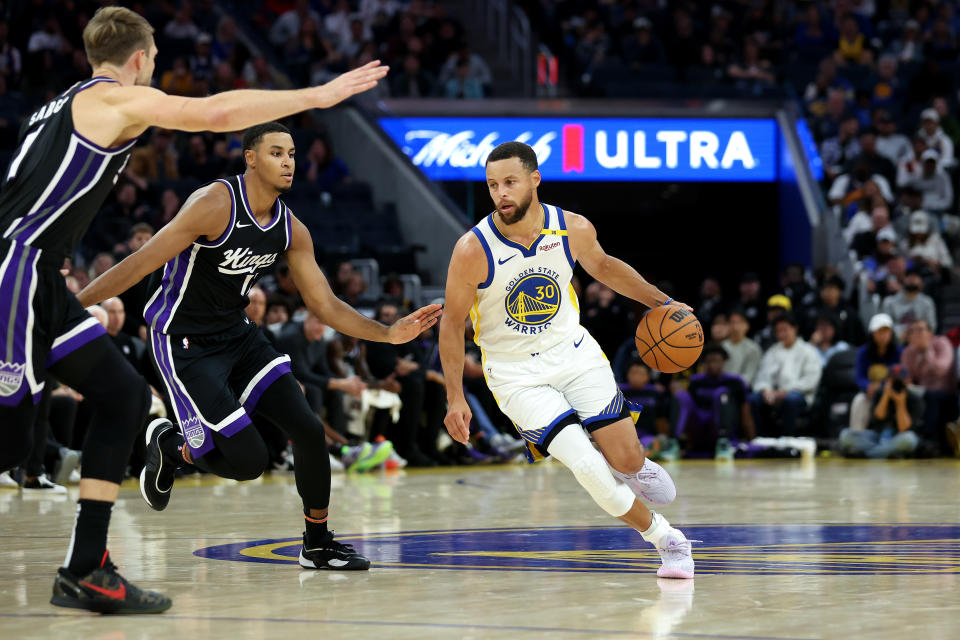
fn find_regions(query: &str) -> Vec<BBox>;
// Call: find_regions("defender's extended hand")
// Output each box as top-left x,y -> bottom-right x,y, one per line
387,304 -> 443,344
313,60 -> 389,108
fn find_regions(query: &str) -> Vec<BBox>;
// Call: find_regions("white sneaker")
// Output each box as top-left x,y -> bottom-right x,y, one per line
655,527 -> 695,579
386,449 -> 408,469
21,474 -> 67,494
615,458 -> 677,506
329,454 -> 345,472
53,448 -> 81,486
0,471 -> 18,488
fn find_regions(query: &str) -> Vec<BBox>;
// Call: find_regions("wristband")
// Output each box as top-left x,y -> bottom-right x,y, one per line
663,297 -> 674,306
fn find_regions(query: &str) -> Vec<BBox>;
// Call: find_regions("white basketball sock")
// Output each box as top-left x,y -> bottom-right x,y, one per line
640,511 -> 670,547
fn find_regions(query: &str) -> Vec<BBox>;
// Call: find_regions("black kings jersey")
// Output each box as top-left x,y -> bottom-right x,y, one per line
0,77 -> 136,257
144,175 -> 292,336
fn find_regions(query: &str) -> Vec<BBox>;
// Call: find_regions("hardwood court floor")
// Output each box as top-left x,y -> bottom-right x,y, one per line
2,458 -> 959,640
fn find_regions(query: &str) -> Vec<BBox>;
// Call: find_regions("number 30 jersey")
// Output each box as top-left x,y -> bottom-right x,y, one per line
145,174 -> 292,336
469,203 -> 581,360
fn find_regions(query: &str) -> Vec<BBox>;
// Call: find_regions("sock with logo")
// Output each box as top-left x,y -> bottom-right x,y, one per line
304,509 -> 329,548
64,499 -> 113,576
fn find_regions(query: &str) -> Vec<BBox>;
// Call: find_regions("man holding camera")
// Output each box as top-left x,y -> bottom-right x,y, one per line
838,363 -> 923,458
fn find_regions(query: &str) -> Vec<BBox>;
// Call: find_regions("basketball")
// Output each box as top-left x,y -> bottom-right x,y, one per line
635,305 -> 704,373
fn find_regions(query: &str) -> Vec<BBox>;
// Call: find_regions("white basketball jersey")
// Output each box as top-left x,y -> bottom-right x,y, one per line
469,203 -> 581,360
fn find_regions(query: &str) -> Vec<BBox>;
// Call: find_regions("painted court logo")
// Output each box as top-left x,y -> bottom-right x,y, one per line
194,524 -> 960,575
0,361 -> 25,396
504,271 -> 561,333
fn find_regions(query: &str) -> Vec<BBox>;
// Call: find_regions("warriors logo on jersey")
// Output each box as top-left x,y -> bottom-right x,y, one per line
469,203 -> 580,359
504,270 -> 561,332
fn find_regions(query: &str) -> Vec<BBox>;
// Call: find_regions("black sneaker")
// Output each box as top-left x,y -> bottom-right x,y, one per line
51,552 -> 171,614
139,418 -> 181,511
298,531 -> 370,570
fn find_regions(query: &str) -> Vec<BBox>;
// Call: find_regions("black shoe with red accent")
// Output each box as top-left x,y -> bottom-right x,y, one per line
50,553 -> 172,614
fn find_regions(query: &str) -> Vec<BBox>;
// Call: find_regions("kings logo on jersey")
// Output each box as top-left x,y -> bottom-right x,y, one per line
0,361 -> 25,396
181,415 -> 205,449
504,269 -> 561,334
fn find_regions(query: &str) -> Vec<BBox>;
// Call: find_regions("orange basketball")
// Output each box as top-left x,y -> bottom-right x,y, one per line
635,305 -> 704,374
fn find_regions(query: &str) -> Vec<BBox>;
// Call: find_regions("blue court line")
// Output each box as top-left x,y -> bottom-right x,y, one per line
0,613 -> 819,639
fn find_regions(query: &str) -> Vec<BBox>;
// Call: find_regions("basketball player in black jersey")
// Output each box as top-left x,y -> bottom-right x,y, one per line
0,7 -> 388,613
78,122 -> 443,572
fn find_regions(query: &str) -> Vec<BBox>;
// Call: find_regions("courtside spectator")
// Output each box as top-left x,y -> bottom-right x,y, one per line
722,308 -> 762,386
850,313 -> 903,431
750,314 -> 823,437
902,318 -> 957,453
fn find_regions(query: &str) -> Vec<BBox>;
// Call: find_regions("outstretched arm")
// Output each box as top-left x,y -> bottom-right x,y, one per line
76,183 -> 231,306
565,211 -> 691,311
76,61 -> 389,143
286,215 -> 441,343
439,232 -> 486,444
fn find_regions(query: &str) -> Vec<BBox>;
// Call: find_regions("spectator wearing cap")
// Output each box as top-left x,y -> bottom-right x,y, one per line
902,317 -> 957,452
190,33 -> 214,83
723,307 -> 762,386
621,17 -> 664,67
906,149 -> 954,212
860,225 -> 900,281
873,109 -> 911,165
837,372 -> 922,459
804,276 -> 865,345
809,311 -> 852,365
919,108 -> 955,167
848,313 -> 903,431
890,20 -> 923,63
756,294 -> 792,351
750,314 -> 823,437
846,204 -> 892,259
737,272 -> 764,336
880,268 -> 937,340
904,210 -> 952,274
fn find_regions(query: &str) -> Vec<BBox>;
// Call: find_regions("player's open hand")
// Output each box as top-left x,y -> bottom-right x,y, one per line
314,60 -> 389,108
387,303 -> 443,344
444,398 -> 472,445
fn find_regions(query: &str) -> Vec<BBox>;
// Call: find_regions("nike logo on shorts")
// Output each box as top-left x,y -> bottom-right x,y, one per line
498,255 -> 517,265
574,335 -> 584,348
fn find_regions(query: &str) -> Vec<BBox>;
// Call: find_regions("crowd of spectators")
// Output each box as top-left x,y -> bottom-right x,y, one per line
248,0 -> 492,99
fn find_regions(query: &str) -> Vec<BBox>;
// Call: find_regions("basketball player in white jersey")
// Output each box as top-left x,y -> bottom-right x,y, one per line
439,141 -> 695,578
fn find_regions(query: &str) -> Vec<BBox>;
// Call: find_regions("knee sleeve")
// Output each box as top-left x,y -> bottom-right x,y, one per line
548,425 -> 635,518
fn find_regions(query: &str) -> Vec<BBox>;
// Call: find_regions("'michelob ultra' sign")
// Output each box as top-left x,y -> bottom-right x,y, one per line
378,117 -> 777,182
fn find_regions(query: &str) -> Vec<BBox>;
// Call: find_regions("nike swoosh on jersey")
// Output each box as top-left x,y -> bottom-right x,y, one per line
497,255 -> 517,265
235,222 -> 252,228
574,335 -> 584,348
81,580 -> 127,600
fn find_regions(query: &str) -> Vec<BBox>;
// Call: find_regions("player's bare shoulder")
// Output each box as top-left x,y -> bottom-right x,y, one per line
175,180 -> 233,240
449,229 -> 487,287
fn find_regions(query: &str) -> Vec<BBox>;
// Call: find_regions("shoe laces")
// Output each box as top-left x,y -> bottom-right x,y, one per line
326,532 -> 357,554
